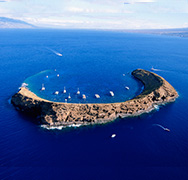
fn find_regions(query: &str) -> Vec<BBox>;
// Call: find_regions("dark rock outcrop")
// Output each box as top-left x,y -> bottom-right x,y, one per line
11,69 -> 178,127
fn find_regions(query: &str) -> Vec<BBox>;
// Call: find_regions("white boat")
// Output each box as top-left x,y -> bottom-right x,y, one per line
54,91 -> 59,95
82,94 -> 86,99
109,91 -> 114,97
68,93 -> 71,99
151,66 -> 161,71
153,124 -> 170,132
65,99 -> 67,103
56,53 -> 62,57
57,74 -> 60,77
164,128 -> 170,132
76,88 -> 80,95
41,84 -> 45,91
63,87 -> 66,93
46,75 -> 48,78
95,94 -> 100,98
125,86 -> 129,90
46,47 -> 62,57
111,134 -> 116,138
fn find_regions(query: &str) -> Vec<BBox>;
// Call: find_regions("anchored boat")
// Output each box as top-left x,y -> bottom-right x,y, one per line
109,91 -> 114,97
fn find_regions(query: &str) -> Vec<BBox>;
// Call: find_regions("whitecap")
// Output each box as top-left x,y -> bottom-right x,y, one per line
153,105 -> 160,111
19,82 -> 28,89
40,125 -> 64,130
68,124 -> 81,128
22,82 -> 28,87
40,123 -> 81,130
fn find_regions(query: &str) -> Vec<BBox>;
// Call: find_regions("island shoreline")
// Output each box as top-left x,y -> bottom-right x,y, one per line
11,69 -> 178,128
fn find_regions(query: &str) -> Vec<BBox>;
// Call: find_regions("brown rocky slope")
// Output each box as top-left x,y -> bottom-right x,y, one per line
11,69 -> 178,127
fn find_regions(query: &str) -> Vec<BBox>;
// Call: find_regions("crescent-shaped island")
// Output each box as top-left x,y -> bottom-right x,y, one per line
11,69 -> 178,128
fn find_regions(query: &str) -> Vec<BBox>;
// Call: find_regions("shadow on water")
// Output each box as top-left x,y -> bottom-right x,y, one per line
14,109 -> 41,126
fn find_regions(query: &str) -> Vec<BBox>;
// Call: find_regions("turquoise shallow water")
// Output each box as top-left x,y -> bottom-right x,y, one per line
24,68 -> 143,103
0,29 -> 188,179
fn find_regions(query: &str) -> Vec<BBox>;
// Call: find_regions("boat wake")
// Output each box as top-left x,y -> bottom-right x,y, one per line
151,67 -> 163,71
153,124 -> 170,132
46,47 -> 62,57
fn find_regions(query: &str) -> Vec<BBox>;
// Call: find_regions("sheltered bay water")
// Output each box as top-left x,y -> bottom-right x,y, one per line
24,67 -> 142,104
11,69 -> 178,127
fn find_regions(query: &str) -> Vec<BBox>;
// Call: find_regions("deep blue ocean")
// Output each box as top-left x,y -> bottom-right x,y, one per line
1,29 -> 188,179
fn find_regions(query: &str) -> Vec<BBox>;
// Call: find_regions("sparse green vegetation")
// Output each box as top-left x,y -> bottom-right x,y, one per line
132,69 -> 163,98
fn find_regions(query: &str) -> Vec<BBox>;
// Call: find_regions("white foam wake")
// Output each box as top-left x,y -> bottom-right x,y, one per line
46,47 -> 62,57
40,124 -> 81,130
151,67 -> 163,71
153,124 -> 170,132
153,105 -> 160,111
19,82 -> 28,89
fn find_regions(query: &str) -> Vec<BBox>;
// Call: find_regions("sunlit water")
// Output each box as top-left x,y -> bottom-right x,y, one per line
1,29 -> 188,179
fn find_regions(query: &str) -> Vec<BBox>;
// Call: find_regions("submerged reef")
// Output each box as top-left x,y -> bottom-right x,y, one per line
11,69 -> 178,128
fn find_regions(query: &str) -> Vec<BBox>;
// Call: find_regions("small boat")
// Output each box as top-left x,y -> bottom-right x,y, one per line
111,134 -> 116,138
57,74 -> 60,77
56,52 -> 63,56
95,94 -> 100,99
63,87 -> 66,93
153,124 -> 170,132
54,91 -> 59,95
125,86 -> 129,90
109,91 -> 114,97
164,128 -> 170,132
68,93 -> 71,99
65,99 -> 67,103
41,84 -> 45,91
82,94 -> 86,99
46,75 -> 48,78
46,47 -> 62,57
151,66 -> 161,71
123,74 -> 125,76
76,88 -> 80,95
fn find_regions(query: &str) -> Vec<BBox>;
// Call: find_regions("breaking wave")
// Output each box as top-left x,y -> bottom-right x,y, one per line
40,124 -> 81,130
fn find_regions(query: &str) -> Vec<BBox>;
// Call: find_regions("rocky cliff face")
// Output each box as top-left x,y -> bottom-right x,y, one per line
11,69 -> 178,127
